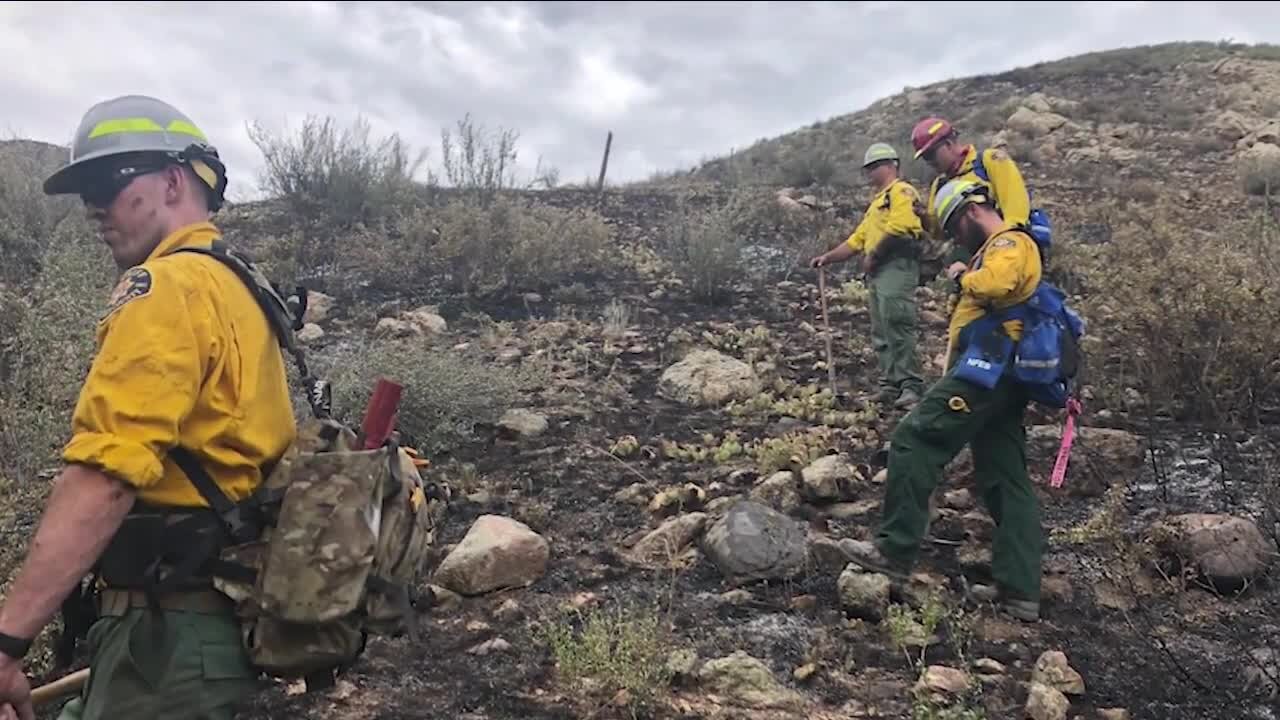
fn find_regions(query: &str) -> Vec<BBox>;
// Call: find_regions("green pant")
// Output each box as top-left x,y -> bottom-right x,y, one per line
867,256 -> 924,395
57,607 -> 259,720
873,371 -> 1044,601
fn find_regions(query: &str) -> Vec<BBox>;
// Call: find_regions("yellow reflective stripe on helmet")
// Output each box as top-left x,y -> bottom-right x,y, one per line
88,118 -> 207,141
928,121 -> 945,135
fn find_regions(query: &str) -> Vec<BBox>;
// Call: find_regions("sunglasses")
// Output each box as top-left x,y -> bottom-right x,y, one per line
78,160 -> 174,208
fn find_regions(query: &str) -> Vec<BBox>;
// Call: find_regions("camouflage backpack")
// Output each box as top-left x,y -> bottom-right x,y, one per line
170,241 -> 451,691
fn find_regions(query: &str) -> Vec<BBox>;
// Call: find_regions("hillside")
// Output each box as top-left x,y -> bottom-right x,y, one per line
687,41 -> 1280,218
0,41 -> 1278,720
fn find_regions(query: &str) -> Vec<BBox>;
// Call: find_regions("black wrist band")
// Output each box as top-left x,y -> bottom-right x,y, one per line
0,632 -> 32,660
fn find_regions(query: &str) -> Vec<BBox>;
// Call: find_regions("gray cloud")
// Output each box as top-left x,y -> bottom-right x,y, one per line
1,1 -> 1276,200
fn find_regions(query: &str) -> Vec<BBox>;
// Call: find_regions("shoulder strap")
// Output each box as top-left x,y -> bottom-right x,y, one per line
174,241 -> 331,419
972,149 -> 989,182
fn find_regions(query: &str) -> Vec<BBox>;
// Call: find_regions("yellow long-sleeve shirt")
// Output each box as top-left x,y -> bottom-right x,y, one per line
945,225 -> 1043,369
62,221 -> 297,508
844,178 -> 925,257
925,145 -> 1031,248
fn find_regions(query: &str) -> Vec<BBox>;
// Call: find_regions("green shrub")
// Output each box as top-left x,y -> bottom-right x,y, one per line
0,141 -> 80,286
539,602 -> 674,713
0,220 -> 113,482
1078,204 -> 1280,424
246,114 -> 427,226
430,197 -> 612,297
663,194 -> 743,304
310,337 -> 534,455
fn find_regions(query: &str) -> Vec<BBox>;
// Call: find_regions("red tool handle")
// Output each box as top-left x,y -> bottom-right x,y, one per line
360,378 -> 403,449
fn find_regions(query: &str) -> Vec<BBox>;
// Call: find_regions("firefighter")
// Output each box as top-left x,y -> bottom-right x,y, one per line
843,177 -> 1045,623
0,94 -> 296,720
810,142 -> 926,409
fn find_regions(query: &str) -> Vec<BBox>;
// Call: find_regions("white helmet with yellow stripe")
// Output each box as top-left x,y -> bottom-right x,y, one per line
932,178 -> 991,235
43,94 -> 228,210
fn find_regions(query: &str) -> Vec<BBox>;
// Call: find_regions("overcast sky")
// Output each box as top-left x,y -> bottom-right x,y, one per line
2,1 -> 1278,200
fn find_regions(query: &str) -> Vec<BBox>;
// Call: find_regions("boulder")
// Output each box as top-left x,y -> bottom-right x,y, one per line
497,409 -> 548,438
1149,513 -> 1271,591
702,500 -> 807,583
1006,107 -> 1068,138
658,349 -> 763,407
432,515 -> 550,595
697,651 -> 804,710
302,290 -> 334,325
837,566 -> 891,622
297,323 -> 325,343
800,454 -> 858,503
750,471 -> 802,514
1025,682 -> 1070,720
1032,650 -> 1086,695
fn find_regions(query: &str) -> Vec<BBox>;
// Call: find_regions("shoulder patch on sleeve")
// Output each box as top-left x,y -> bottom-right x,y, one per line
991,236 -> 1017,249
103,267 -> 153,319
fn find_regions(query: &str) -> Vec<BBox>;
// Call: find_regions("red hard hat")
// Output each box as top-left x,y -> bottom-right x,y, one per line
911,116 -> 954,159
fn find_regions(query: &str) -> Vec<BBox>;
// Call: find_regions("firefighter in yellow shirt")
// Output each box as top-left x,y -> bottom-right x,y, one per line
910,116 -> 1032,268
810,142 -> 927,409
843,178 -> 1045,623
0,95 -> 297,719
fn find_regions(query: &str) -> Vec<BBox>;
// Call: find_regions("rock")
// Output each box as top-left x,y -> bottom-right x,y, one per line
1238,119 -> 1280,150
1098,710 -> 1131,720
426,584 -> 463,611
837,566 -> 891,621
697,651 -> 803,710
404,306 -> 448,335
1033,651 -> 1086,695
871,468 -> 888,485
1209,109 -> 1255,142
974,658 -> 1006,676
1149,513 -> 1271,591
913,666 -> 971,703
374,317 -> 416,338
492,598 -> 521,622
302,290 -> 334,325
627,513 -> 708,566
658,349 -> 763,408
800,454 -> 857,502
749,471 -> 801,514
1007,106 -> 1068,137
432,515 -> 550,595
907,89 -> 929,107
809,535 -> 851,573
1022,92 -> 1054,114
1243,647 -> 1278,700
496,348 -> 524,364
613,483 -> 649,505
1027,425 -> 1144,494
793,663 -> 818,682
297,323 -> 325,343
1025,682 -> 1070,720
1238,142 -> 1280,194
497,409 -> 548,438
701,500 -> 807,583
467,637 -> 511,655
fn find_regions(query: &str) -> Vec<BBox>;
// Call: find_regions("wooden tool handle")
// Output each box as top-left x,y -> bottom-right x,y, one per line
31,667 -> 89,707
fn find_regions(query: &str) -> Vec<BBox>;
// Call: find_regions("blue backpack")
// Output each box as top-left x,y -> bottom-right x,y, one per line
972,150 -> 1053,263
952,279 -> 1086,409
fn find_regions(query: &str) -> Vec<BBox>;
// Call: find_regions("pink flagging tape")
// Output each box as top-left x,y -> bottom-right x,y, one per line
1049,397 -> 1083,488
